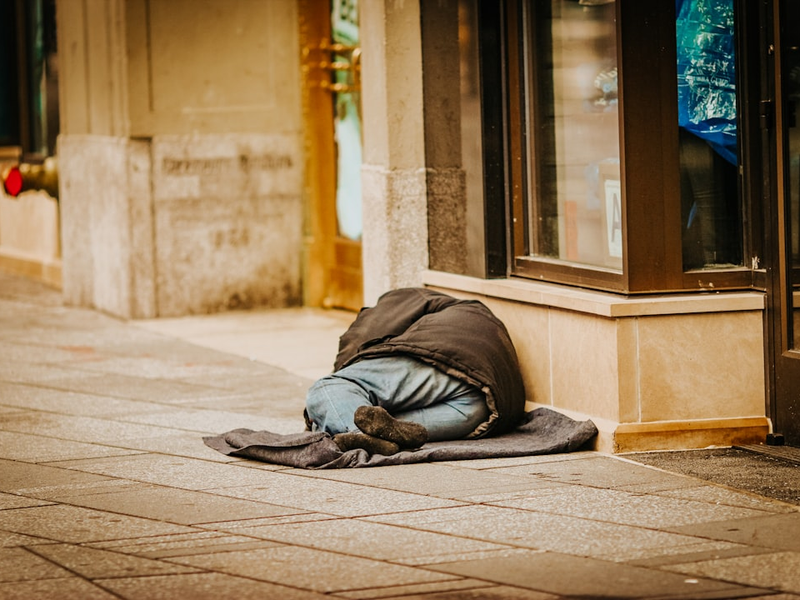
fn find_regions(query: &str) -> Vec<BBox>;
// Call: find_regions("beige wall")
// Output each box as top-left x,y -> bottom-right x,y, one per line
426,272 -> 769,453
125,0 -> 301,137
57,0 -> 305,317
58,0 -> 129,137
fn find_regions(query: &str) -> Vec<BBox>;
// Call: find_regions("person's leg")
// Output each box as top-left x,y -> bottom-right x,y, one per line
392,388 -> 490,442
306,355 -> 489,441
304,375 -> 370,436
354,356 -> 489,441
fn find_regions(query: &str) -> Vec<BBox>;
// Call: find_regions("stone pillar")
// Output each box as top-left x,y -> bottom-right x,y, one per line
359,0 -> 429,305
421,0 -> 468,276
360,0 -> 468,305
57,0 -> 304,318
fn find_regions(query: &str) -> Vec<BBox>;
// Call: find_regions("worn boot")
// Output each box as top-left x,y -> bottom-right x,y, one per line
354,406 -> 428,449
333,432 -> 400,456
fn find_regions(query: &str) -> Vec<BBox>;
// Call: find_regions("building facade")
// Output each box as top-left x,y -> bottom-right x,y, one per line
1,0 -> 798,452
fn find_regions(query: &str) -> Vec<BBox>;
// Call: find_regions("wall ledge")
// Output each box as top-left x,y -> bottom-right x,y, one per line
423,270 -> 765,318
526,403 -> 769,454
0,248 -> 62,289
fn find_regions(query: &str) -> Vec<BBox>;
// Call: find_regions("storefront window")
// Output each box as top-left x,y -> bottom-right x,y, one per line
676,0 -> 742,270
526,0 -> 621,270
497,0 -> 756,293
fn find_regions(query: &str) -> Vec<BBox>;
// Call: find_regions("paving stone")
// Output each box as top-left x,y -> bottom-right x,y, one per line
489,486 -> 773,528
176,329 -> 343,381
0,341 -> 102,364
0,458 -> 115,494
0,412 -> 189,443
616,477 -> 719,494
207,516 -> 516,562
625,543 -> 776,567
491,454 -> 694,489
0,504 -> 194,543
425,551 -> 774,599
97,571 -> 331,600
448,486 -> 571,504
70,354 -> 268,381
0,383 -> 164,417
0,577 -> 119,600
0,547 -> 74,582
664,550 -> 800,594
177,370 -> 312,397
0,491 -> 52,510
382,589 -> 560,600
650,484 -> 798,513
168,545 -> 459,594
183,393 -> 309,418
116,408 -> 288,435
369,505 -> 708,558
438,451 -> 597,471
90,531 -> 282,558
64,483 -> 304,524
336,581 -> 530,600
30,370 -> 248,404
30,543 -> 200,578
747,594 -> 800,600
0,363 -> 99,385
134,307 -> 353,338
14,478 -> 144,501
207,471 -> 463,517
0,530 -> 48,547
299,463 -> 565,499
53,453 -> 308,492
0,430 -> 141,463
667,512 -> 800,552
206,415 -> 308,435
194,512 -> 339,533
78,430 -> 242,462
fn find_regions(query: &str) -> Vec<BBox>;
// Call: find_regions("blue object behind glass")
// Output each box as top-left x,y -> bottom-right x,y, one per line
676,0 -> 737,165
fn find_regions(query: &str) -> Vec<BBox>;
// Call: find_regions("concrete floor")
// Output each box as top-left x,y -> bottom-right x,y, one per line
2,272 -> 800,599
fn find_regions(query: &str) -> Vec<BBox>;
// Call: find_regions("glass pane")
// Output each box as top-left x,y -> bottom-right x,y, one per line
332,0 -> 362,241
676,0 -> 742,270
528,0 -> 621,270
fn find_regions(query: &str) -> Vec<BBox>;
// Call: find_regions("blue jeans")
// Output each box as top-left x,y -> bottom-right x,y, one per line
305,355 -> 489,442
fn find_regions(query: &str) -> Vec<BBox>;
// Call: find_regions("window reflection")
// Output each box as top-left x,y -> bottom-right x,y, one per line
676,0 -> 742,270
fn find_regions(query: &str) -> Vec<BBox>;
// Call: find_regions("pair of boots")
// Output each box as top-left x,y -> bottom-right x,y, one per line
334,406 -> 428,456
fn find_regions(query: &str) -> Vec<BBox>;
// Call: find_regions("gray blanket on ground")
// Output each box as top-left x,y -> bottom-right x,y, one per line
203,408 -> 598,469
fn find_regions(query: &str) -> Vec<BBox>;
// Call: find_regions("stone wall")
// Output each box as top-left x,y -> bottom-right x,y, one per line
60,133 -> 302,318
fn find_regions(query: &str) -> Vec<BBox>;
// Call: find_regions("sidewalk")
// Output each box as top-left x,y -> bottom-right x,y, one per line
1,271 -> 799,600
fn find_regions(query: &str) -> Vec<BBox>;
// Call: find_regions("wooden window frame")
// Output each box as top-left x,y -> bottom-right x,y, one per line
483,0 -> 763,295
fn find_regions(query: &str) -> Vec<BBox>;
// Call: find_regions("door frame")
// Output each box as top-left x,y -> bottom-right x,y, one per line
764,0 -> 800,445
298,0 -> 363,311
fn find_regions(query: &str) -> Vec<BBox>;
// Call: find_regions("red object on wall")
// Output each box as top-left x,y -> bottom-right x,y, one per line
2,166 -> 23,197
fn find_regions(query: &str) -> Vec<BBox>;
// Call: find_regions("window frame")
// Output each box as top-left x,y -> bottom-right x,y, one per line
493,0 -> 761,295
0,0 -> 58,159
